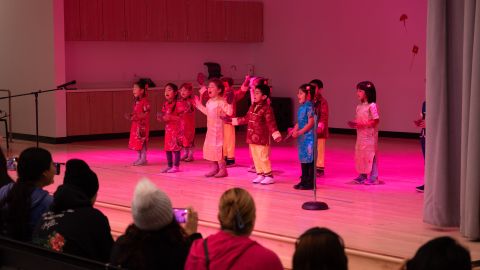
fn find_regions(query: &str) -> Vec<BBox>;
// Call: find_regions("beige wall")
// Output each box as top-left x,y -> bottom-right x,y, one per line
0,0 -> 66,138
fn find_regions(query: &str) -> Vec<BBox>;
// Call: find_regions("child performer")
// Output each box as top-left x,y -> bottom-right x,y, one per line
414,101 -> 426,192
178,83 -> 196,162
194,79 -> 233,178
347,81 -> 380,185
292,84 -> 316,190
128,79 -> 153,166
310,79 -> 329,176
221,77 -> 249,167
158,83 -> 182,173
230,84 -> 282,184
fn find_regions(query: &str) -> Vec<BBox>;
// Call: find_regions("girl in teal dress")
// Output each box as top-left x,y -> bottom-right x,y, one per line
292,84 -> 315,190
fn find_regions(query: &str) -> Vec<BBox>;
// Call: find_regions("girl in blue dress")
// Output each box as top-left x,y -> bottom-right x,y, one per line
292,84 -> 315,190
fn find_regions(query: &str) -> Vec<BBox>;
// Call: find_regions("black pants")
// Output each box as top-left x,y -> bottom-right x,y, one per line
166,151 -> 180,167
301,162 -> 314,184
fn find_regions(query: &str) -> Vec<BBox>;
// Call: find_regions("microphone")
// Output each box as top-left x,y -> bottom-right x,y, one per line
57,80 -> 76,89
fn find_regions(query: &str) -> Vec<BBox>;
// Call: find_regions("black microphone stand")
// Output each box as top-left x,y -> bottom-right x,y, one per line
0,83 -> 74,148
302,114 -> 329,210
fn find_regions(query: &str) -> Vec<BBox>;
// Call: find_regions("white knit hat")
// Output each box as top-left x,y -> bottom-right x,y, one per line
132,178 -> 173,230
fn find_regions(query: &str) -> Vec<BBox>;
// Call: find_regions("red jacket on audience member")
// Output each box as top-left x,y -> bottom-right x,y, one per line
185,230 -> 283,270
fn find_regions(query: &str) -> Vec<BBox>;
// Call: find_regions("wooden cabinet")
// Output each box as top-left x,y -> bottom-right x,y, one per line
65,0 -> 263,42
66,89 -> 208,137
66,92 -> 91,136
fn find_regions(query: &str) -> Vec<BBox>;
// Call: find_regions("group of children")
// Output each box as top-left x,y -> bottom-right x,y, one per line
127,77 -> 381,188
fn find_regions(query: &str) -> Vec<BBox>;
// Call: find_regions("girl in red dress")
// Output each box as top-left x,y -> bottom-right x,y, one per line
178,83 -> 196,162
158,83 -> 182,173
128,79 -> 153,166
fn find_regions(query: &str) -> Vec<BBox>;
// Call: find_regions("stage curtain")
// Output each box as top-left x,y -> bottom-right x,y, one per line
424,0 -> 480,240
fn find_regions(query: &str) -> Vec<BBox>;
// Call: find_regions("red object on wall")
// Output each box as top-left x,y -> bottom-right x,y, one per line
64,0 -> 81,41
79,0 -> 102,41
412,45 -> 419,54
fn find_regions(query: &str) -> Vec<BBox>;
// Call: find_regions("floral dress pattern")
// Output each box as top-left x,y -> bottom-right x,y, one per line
162,100 -> 182,152
297,101 -> 315,163
128,97 -> 150,151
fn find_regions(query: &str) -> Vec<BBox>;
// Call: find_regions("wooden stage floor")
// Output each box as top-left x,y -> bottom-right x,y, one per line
5,132 -> 480,268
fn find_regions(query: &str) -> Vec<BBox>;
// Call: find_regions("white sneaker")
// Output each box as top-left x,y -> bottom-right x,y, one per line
252,175 -> 264,184
167,166 -> 179,173
248,165 -> 257,173
260,176 -> 275,185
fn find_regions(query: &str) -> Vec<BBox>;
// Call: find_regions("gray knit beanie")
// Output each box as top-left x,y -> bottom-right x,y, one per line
132,178 -> 173,230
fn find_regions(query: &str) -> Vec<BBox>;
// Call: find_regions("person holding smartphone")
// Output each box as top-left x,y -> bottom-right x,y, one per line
111,179 -> 202,270
0,147 -> 56,241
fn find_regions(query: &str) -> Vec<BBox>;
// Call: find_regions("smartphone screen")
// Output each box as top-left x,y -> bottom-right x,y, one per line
173,208 -> 188,223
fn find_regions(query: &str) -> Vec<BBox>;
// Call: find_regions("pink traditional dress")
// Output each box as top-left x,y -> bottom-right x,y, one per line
354,102 -> 380,174
196,98 -> 233,161
128,97 -> 150,151
177,97 -> 196,148
162,100 -> 182,152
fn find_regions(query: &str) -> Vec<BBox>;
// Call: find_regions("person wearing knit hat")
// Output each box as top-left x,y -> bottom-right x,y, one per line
111,178 -> 202,270
63,159 -> 99,200
131,178 -> 173,230
32,159 -> 113,263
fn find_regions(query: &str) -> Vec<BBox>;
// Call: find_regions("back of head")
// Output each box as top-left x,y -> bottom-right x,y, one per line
293,227 -> 348,270
63,159 -> 99,199
1,147 -> 52,241
218,188 -> 255,236
17,147 -> 52,184
356,81 -> 376,103
179,82 -> 193,92
406,236 -> 471,270
131,179 -> 173,231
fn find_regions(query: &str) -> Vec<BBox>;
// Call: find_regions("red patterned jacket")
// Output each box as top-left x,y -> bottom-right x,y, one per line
313,94 -> 329,138
232,100 -> 281,145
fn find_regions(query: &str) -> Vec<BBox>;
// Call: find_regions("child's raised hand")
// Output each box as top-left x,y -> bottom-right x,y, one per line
193,95 -> 201,106
274,136 -> 282,143
347,120 -> 358,128
156,112 -> 164,121
124,113 -> 132,121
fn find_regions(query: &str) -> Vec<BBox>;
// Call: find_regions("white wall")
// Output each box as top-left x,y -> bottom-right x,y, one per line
255,0 -> 427,133
66,42 -> 260,88
0,0 -> 66,138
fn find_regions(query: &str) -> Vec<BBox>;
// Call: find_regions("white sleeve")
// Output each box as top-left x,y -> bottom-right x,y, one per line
370,103 -> 379,119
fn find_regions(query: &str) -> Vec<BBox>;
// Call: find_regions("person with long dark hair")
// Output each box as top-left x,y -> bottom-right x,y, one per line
293,227 -> 348,270
0,147 -> 55,241
348,81 -> 381,185
33,159 -> 113,262
110,179 -> 201,269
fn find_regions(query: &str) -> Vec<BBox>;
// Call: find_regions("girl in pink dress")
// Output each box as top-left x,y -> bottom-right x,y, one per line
158,83 -> 182,173
128,79 -> 153,166
194,79 -> 233,178
348,81 -> 380,185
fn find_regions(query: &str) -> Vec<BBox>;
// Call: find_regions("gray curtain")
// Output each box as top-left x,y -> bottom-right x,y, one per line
424,0 -> 480,239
